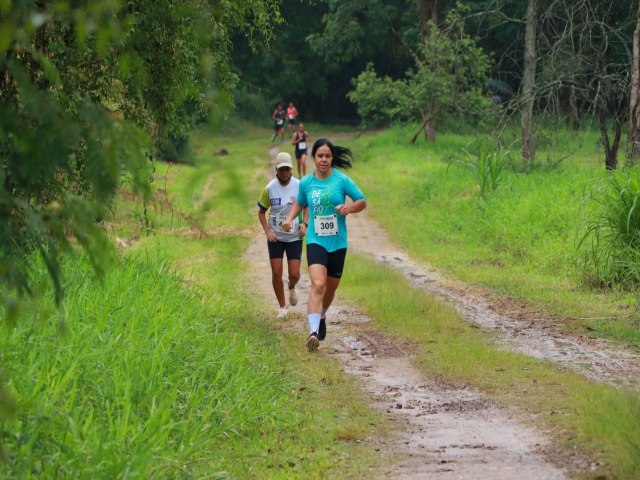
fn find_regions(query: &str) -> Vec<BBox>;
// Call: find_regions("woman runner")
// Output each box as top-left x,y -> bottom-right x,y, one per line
282,138 -> 366,352
291,122 -> 310,178
286,101 -> 299,132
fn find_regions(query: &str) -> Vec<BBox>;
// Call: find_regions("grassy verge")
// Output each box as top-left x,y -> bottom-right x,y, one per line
0,124 -> 386,478
347,126 -> 640,343
340,253 -> 640,479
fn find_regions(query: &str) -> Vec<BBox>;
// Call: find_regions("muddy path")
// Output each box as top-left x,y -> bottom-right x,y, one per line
243,147 -> 586,477
244,233 -> 575,478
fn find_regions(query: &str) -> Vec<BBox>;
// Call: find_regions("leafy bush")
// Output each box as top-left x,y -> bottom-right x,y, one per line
578,167 -> 640,287
1,0 -> 281,308
348,6 -> 492,137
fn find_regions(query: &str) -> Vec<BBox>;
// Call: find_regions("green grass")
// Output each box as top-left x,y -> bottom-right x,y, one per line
0,122 -> 386,478
348,125 -> 640,342
5,120 -> 640,478
0,247 -> 384,478
340,253 -> 640,479
1,253 -> 287,478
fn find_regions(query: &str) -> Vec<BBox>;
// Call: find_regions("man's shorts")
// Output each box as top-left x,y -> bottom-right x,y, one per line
307,243 -> 347,278
268,239 -> 303,260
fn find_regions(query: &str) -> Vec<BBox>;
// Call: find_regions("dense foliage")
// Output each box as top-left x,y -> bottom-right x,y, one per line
348,7 -> 493,136
0,0 -> 281,308
234,0 -> 635,140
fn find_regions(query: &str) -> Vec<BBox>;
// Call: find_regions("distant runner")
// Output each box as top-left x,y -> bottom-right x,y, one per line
286,101 -> 299,132
282,138 -> 366,352
271,103 -> 286,144
291,122 -> 310,178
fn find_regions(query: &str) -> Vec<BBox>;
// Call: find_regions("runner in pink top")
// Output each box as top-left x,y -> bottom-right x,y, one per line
286,101 -> 299,132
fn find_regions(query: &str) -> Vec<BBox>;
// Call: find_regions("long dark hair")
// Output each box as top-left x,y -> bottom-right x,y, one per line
311,138 -> 353,169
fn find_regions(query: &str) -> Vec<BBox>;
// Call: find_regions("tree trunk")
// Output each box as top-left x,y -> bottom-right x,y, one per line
520,0 -> 538,167
628,1 -> 640,166
417,0 -> 439,141
600,108 -> 621,171
417,0 -> 439,34
425,119 -> 436,141
569,82 -> 580,130
411,117 -> 431,144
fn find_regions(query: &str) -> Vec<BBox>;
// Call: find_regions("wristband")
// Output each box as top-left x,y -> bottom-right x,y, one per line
301,222 -> 308,227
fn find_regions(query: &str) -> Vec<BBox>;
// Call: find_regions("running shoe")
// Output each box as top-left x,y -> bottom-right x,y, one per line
277,307 -> 288,319
318,317 -> 326,341
289,288 -> 298,306
306,332 -> 319,352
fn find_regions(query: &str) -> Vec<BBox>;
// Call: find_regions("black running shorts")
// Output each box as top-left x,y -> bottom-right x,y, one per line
306,243 -> 347,278
267,239 -> 303,260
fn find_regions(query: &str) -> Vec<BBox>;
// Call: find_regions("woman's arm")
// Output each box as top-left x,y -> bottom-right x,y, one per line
281,201 -> 303,232
335,199 -> 366,217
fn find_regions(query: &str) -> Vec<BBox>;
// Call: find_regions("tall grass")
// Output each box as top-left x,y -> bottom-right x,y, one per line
0,253 -> 293,478
579,167 -> 640,288
455,140 -> 509,199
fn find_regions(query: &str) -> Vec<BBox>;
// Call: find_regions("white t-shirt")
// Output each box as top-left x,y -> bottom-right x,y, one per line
257,177 -> 301,242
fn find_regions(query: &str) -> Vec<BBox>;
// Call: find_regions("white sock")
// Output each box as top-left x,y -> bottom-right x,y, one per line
308,313 -> 321,334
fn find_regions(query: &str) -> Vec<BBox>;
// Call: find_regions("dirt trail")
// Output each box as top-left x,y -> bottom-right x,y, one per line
347,211 -> 640,392
244,232 -> 576,478
243,149 -> 580,477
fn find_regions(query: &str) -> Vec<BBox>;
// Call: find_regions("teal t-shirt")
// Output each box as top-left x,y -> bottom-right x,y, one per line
296,169 -> 365,252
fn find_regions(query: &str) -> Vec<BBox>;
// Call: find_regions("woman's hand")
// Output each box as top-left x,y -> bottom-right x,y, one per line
335,204 -> 350,216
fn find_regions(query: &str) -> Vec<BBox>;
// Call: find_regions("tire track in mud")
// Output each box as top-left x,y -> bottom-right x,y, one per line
347,211 -> 640,392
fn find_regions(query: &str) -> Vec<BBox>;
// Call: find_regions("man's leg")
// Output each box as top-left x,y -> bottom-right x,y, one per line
287,258 -> 301,306
270,258 -> 285,308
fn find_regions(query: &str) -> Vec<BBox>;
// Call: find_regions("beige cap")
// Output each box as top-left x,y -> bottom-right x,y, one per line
275,152 -> 293,169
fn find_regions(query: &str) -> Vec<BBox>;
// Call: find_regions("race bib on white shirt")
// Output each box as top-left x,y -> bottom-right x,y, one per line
298,142 -> 306,149
314,214 -> 338,236
270,214 -> 292,233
